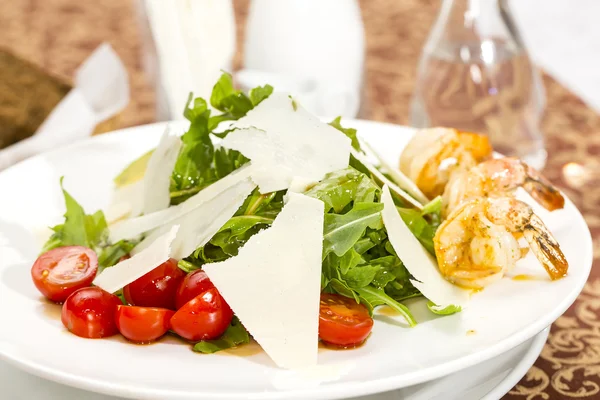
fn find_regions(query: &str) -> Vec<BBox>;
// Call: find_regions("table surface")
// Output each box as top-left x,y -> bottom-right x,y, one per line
1,0 -> 599,398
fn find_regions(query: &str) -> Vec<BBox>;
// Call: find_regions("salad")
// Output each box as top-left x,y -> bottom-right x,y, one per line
29,73 -> 568,370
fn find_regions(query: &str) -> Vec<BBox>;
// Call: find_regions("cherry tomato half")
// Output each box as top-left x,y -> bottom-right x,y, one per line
123,259 -> 184,309
170,288 -> 233,341
175,270 -> 215,309
319,293 -> 373,348
115,305 -> 174,343
31,246 -> 98,303
61,287 -> 121,338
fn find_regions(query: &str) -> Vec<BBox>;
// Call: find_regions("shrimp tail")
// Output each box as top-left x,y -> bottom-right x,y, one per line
523,214 -> 569,280
523,164 -> 565,211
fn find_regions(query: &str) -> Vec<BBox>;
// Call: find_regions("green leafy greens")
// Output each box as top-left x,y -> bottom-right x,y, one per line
193,317 -> 250,354
41,178 -> 136,273
427,301 -> 462,315
307,168 -> 420,326
41,73 -> 451,355
169,73 -> 272,204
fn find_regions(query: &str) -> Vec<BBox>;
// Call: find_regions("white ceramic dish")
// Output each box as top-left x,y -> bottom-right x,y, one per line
0,120 -> 592,400
361,326 -> 549,400
0,328 -> 549,400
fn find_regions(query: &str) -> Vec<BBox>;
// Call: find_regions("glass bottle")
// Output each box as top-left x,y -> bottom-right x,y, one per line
410,0 -> 547,169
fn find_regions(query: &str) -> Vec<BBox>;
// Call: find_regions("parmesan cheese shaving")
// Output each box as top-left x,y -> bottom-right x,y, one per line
203,192 -> 324,369
380,185 -> 468,308
141,126 -> 182,215
93,225 -> 179,293
131,177 -> 256,259
109,164 -> 255,243
222,93 -> 351,193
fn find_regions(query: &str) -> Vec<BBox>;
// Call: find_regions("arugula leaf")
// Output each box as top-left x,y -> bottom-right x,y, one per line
339,248 -> 364,275
60,180 -> 92,247
322,202 -> 384,257
171,96 -> 214,200
421,195 -> 442,231
249,85 -> 274,106
183,95 -> 209,122
210,73 -> 253,119
43,178 -> 108,253
214,148 -> 248,181
367,255 -> 401,288
170,148 -> 249,204
193,317 -> 250,354
208,78 -> 272,133
241,190 -> 281,216
329,116 -> 360,150
355,286 -> 417,327
397,207 -> 437,255
328,278 -> 361,304
427,301 -> 462,315
353,237 -> 376,254
178,259 -> 201,273
305,168 -> 379,213
184,190 -> 284,266
421,196 -> 442,217
97,240 -> 136,273
41,179 -> 138,272
209,73 -> 236,109
343,264 -> 381,289
170,74 -> 267,203
200,215 -> 272,260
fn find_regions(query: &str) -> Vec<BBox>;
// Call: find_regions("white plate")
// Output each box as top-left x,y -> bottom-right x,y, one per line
360,326 -> 549,400
0,120 -> 592,400
0,327 -> 549,400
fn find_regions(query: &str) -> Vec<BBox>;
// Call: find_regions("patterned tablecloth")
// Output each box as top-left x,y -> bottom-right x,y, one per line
1,0 -> 599,398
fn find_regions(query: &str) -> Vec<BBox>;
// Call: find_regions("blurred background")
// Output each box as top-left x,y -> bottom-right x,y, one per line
1,0 -> 600,399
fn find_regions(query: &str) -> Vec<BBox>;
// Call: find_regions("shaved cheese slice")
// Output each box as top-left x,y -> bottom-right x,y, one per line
104,180 -> 144,224
359,138 -> 430,204
287,176 -> 317,194
93,225 -> 179,293
169,178 -> 256,259
109,164 -> 255,243
104,127 -> 180,223
352,149 -> 423,210
222,93 -> 351,193
203,193 -> 324,369
132,178 -> 256,258
380,185 -> 468,308
141,126 -> 182,214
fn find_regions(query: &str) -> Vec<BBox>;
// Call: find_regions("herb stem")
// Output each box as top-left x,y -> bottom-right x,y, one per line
357,286 -> 417,327
170,187 -> 202,199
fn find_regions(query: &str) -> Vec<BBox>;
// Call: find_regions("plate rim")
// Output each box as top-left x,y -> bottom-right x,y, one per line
481,327 -> 550,400
0,120 -> 593,400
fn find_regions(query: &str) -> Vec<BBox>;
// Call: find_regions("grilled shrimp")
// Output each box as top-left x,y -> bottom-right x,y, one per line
442,157 -> 565,216
399,128 -> 493,199
434,197 -> 569,289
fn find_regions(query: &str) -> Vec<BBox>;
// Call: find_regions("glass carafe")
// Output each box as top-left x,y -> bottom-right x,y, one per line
410,0 -> 547,169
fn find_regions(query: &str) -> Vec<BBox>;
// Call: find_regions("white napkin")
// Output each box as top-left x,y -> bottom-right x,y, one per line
0,43 -> 130,171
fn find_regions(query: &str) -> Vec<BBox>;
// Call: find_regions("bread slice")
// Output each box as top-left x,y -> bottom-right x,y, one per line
0,48 -> 72,149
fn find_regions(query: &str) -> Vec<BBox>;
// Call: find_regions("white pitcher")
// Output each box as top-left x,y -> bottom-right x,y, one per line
243,0 -> 365,118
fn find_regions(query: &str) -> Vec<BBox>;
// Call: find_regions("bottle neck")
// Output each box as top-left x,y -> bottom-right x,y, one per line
426,0 -> 519,51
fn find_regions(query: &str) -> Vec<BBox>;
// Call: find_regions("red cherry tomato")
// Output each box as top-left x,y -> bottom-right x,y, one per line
123,259 -> 184,309
61,287 -> 121,338
170,288 -> 233,341
319,293 -> 373,348
31,246 -> 98,303
175,270 -> 215,309
115,305 -> 174,343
